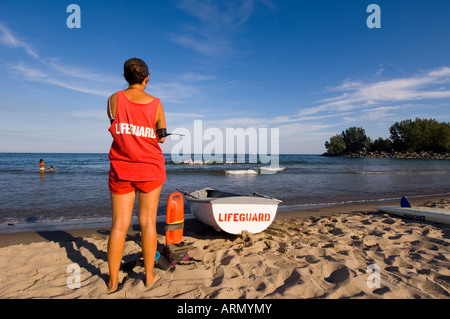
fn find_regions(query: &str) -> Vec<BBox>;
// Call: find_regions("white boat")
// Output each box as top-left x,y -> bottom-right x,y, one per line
375,197 -> 450,225
178,188 -> 281,235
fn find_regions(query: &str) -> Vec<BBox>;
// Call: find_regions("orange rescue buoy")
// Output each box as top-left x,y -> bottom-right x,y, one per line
165,192 -> 184,245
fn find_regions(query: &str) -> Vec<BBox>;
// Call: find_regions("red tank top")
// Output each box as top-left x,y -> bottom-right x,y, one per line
108,91 -> 166,181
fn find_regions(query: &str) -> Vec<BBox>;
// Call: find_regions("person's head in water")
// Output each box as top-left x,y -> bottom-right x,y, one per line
123,58 -> 149,85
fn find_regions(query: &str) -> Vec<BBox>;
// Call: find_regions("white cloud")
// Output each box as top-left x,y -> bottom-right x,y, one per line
177,72 -> 215,82
317,67 -> 450,114
167,66 -> 450,153
1,22 -> 216,105
6,59 -> 211,103
166,112 -> 206,119
172,0 -> 276,57
176,0 -> 268,28
6,62 -> 113,97
150,81 -> 202,104
71,110 -> 106,120
0,22 -> 39,59
0,22 -> 123,97
171,33 -> 233,57
45,58 -> 119,83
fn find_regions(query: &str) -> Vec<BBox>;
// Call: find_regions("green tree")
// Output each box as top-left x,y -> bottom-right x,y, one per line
341,127 -> 369,153
390,118 -> 450,153
433,122 -> 450,153
325,134 -> 345,153
369,137 -> 392,152
389,119 -> 414,152
325,118 -> 449,156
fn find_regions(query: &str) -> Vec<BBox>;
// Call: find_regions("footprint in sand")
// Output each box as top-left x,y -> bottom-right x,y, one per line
305,255 -> 320,264
324,265 -> 354,284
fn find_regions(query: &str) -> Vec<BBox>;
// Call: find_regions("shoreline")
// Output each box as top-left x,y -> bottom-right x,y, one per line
0,194 -> 448,247
322,151 -> 450,160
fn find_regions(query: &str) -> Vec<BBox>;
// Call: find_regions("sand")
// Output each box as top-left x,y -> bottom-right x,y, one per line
0,196 -> 449,299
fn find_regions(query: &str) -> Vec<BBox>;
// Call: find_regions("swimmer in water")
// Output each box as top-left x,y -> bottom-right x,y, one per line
39,159 -> 47,174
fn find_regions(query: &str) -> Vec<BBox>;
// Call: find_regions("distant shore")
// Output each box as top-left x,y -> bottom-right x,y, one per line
322,151 -> 450,160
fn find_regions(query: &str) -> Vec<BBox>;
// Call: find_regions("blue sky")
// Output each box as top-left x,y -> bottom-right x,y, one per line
0,0 -> 449,154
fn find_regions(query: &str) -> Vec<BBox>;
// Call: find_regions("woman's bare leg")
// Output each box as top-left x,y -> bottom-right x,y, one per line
138,186 -> 162,286
107,191 -> 135,292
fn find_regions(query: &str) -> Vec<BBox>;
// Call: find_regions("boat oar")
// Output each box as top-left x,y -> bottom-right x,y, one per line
252,192 -> 282,203
176,188 -> 200,199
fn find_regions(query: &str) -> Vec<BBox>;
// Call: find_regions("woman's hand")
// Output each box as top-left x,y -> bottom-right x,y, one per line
158,137 -> 166,144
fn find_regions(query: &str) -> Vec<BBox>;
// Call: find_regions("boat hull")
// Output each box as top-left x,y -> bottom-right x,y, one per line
185,190 -> 280,234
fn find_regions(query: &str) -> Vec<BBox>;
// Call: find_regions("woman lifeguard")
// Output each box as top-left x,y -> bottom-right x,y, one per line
106,58 -> 167,293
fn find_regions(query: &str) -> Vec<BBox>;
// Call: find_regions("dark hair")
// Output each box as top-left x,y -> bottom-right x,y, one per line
123,58 -> 150,85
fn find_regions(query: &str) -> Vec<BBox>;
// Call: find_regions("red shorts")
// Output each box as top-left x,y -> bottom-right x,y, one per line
109,169 -> 165,195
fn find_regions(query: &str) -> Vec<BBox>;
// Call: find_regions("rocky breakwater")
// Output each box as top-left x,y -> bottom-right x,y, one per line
322,151 -> 450,159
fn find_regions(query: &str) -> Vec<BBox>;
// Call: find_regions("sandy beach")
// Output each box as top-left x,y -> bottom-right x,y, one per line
0,196 -> 449,299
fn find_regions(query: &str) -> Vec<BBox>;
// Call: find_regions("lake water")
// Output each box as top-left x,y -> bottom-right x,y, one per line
0,153 -> 449,233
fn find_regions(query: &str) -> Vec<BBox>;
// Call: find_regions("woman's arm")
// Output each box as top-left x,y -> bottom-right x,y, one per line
155,102 -> 166,143
107,93 -> 118,121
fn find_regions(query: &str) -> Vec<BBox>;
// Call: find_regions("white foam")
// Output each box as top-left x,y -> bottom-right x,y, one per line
259,167 -> 285,173
225,169 -> 258,175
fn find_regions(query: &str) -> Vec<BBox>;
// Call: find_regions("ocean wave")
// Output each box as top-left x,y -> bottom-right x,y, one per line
164,159 -> 307,166
277,160 -> 308,165
167,168 -> 226,176
259,167 -> 285,173
225,167 -> 285,175
165,160 -> 224,165
225,169 -> 259,175
0,169 -> 110,176
356,170 -> 450,175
